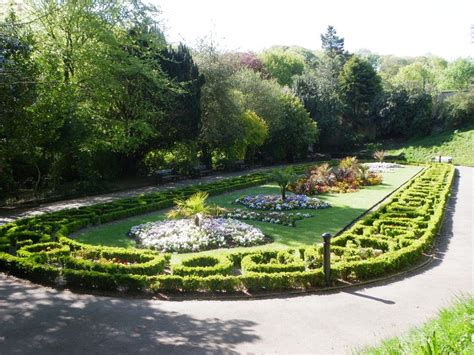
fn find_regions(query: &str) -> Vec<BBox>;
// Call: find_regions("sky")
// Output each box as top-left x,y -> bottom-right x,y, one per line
152,0 -> 473,60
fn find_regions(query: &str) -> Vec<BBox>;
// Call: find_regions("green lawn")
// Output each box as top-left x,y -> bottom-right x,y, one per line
73,165 -> 422,262
358,296 -> 474,354
386,126 -> 474,166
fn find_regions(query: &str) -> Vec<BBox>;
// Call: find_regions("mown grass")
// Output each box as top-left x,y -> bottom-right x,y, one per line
386,127 -> 474,167
357,296 -> 474,354
73,166 -> 421,262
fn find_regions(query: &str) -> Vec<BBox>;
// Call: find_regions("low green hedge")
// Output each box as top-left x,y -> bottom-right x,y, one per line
172,255 -> 233,277
16,242 -> 70,258
0,163 -> 455,295
241,250 -> 306,274
61,247 -> 169,276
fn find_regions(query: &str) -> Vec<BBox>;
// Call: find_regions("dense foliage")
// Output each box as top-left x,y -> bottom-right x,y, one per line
1,2 -> 471,201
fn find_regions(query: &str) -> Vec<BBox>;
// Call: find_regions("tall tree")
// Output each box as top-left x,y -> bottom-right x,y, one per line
272,94 -> 318,162
195,41 -> 245,166
321,26 -> 345,58
160,43 -> 204,143
0,11 -> 42,196
339,56 -> 382,134
293,71 -> 344,150
29,0 -> 175,181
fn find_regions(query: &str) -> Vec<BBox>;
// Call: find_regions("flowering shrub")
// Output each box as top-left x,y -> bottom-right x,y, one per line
224,208 -> 313,227
289,157 -> 384,195
234,194 -> 331,211
129,218 -> 267,253
366,174 -> 383,185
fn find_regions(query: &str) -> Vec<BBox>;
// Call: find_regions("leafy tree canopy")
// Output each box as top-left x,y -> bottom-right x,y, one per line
259,48 -> 305,87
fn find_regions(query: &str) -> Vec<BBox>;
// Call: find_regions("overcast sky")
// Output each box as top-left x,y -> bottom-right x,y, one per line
152,0 -> 473,60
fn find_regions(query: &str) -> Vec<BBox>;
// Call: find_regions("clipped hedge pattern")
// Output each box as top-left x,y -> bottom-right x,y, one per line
172,255 -> 233,277
0,164 -> 454,295
241,250 -> 305,274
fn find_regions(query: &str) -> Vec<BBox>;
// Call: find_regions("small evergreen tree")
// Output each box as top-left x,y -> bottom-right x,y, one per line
321,26 -> 345,58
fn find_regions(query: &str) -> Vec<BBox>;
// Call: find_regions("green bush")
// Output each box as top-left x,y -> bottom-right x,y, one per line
172,255 -> 233,277
61,247 -> 169,276
304,246 -> 323,269
241,250 -> 305,274
16,242 -> 70,258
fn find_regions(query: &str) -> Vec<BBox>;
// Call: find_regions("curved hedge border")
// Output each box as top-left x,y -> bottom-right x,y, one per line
241,250 -> 305,274
0,164 -> 454,296
172,255 -> 233,277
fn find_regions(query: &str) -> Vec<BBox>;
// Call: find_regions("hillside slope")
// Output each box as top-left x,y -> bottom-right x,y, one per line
386,127 -> 474,166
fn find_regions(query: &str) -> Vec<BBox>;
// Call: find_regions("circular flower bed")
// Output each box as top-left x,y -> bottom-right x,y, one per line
234,194 -> 331,211
129,218 -> 268,253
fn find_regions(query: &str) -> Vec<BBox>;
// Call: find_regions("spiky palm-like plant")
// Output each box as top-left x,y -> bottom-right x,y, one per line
270,168 -> 297,200
167,192 -> 227,225
373,150 -> 385,162
167,192 -> 211,224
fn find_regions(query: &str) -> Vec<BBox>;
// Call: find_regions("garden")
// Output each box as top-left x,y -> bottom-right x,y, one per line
0,158 -> 454,296
74,159 -> 421,256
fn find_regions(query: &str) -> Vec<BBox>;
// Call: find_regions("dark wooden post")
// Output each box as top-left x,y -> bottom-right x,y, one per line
322,232 -> 332,286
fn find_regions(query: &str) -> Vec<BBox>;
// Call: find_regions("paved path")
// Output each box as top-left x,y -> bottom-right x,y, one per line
0,165 -> 285,225
0,167 -> 472,354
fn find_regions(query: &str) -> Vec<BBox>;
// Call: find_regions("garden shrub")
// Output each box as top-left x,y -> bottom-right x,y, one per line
172,255 -> 233,277
241,250 -> 305,274
303,246 -> 323,269
16,242 -> 70,258
61,247 -> 169,276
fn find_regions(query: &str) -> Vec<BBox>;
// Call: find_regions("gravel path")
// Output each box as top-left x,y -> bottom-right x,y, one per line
0,167 -> 472,354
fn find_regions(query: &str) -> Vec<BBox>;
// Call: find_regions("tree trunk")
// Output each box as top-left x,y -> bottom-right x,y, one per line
33,162 -> 41,198
201,144 -> 212,169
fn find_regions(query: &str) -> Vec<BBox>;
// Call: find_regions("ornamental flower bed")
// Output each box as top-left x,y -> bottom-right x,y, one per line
224,209 -> 313,227
129,218 -> 268,253
364,162 -> 404,173
289,157 -> 384,195
234,194 -> 331,211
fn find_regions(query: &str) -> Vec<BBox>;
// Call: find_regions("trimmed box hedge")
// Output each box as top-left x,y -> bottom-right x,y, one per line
0,164 -> 455,295
172,255 -> 234,277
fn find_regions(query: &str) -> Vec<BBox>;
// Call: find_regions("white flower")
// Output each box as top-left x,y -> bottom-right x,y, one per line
129,218 -> 266,253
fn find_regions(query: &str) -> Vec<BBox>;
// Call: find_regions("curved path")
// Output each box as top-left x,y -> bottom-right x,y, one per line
0,167 -> 472,354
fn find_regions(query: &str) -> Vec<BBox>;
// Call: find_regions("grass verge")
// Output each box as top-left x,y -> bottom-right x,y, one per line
358,296 -> 474,354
